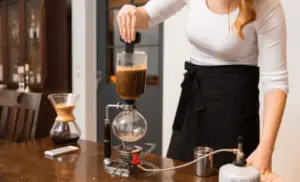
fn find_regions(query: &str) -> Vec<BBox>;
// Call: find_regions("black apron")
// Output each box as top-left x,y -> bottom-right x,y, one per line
167,61 -> 260,169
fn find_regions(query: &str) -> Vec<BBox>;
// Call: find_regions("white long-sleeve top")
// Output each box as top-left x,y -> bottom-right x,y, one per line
143,0 -> 289,93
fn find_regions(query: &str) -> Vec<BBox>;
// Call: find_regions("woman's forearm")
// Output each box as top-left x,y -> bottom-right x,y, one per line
260,89 -> 287,150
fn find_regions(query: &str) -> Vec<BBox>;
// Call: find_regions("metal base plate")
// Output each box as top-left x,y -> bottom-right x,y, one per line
104,161 -> 130,177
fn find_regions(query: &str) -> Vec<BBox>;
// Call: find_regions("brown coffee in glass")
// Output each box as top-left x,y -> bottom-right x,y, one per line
116,51 -> 147,100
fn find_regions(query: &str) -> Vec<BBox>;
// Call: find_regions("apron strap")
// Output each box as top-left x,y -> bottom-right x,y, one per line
172,62 -> 205,132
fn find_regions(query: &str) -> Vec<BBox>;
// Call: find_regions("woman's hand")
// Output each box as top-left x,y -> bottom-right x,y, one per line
117,5 -> 138,43
261,173 -> 286,182
246,144 -> 274,174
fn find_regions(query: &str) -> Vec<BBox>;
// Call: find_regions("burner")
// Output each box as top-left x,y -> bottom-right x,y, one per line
104,143 -> 158,177
105,156 -> 159,177
114,144 -> 143,160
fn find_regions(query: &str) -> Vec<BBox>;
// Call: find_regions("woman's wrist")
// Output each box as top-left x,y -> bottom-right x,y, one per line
259,137 -> 275,152
136,7 -> 149,29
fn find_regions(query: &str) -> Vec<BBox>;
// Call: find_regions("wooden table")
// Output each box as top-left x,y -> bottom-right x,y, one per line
0,138 -> 218,182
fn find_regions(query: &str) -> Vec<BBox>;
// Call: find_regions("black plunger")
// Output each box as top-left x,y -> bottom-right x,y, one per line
120,32 -> 141,54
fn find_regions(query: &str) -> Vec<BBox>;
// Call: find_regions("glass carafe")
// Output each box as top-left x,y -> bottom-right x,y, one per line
116,51 -> 147,100
112,106 -> 147,143
48,93 -> 81,145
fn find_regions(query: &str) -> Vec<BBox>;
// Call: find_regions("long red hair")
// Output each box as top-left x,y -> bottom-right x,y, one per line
235,0 -> 256,39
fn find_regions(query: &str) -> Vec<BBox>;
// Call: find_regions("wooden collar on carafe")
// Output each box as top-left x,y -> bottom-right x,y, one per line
54,104 -> 76,122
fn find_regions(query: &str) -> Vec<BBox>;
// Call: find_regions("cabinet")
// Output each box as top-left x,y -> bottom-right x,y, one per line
0,0 -> 71,92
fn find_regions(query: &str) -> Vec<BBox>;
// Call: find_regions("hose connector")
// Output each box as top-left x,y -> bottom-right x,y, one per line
233,136 -> 247,167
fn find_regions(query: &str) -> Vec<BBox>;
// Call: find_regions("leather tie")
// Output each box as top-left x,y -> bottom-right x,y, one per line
172,62 -> 205,132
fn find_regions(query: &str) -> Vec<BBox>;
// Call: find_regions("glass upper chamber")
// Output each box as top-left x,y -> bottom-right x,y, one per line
116,51 -> 147,100
112,107 -> 147,143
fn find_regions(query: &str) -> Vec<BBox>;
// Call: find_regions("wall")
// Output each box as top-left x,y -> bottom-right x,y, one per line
162,1 -> 300,181
162,6 -> 190,156
71,0 -> 97,142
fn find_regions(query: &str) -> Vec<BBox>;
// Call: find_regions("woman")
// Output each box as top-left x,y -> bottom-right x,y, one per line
117,0 -> 288,175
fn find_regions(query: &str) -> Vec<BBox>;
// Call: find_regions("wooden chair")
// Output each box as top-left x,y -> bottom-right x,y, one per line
0,90 -> 42,142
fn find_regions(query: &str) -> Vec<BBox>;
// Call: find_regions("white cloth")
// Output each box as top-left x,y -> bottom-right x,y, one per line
143,0 -> 288,93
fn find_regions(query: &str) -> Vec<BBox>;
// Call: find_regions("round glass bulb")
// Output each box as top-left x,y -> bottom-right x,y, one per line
112,109 -> 147,142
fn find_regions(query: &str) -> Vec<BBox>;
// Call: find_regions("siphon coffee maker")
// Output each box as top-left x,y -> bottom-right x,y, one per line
103,32 -> 159,177
48,93 -> 81,145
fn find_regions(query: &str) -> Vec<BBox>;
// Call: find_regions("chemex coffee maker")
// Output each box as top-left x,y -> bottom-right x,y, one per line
103,32 -> 261,181
48,93 -> 81,146
103,32 -> 158,177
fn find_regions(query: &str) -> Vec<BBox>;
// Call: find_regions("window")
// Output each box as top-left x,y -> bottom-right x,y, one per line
7,3 -> 20,83
106,0 -> 162,85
